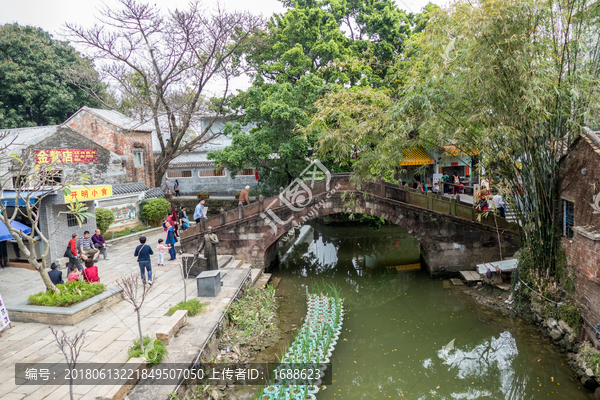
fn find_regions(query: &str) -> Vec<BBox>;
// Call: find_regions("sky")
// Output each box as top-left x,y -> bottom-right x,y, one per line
0,0 -> 445,37
0,0 -> 447,93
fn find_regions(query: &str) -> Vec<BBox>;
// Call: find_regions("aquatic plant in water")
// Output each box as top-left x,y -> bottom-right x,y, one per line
258,285 -> 344,399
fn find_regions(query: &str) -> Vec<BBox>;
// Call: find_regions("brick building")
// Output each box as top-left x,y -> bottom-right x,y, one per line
65,107 -> 155,188
558,128 -> 600,345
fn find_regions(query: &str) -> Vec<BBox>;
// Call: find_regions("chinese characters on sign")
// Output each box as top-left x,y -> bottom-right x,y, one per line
63,185 -> 113,203
35,149 -> 98,165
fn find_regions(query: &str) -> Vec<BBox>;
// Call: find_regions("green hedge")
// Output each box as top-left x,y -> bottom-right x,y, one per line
95,207 -> 115,234
140,198 -> 171,225
28,281 -> 105,307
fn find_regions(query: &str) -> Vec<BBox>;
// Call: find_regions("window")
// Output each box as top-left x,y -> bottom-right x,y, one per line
198,169 -> 225,178
12,175 -> 26,188
563,200 -> 574,238
133,151 -> 144,168
41,169 -> 62,185
236,168 -> 255,176
167,170 -> 192,178
67,213 -> 86,227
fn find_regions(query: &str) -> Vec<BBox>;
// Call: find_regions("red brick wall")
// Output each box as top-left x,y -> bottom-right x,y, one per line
562,234 -> 600,335
66,111 -> 155,188
559,136 -> 600,340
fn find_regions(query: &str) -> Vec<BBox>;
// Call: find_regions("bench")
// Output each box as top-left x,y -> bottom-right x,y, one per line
155,309 -> 188,343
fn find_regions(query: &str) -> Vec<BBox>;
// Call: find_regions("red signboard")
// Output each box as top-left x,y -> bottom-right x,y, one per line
35,149 -> 98,164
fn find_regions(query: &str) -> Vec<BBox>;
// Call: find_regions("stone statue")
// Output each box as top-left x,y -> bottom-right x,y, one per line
201,226 -> 219,270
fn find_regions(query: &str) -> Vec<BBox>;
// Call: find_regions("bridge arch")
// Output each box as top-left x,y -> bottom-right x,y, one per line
181,174 -> 520,275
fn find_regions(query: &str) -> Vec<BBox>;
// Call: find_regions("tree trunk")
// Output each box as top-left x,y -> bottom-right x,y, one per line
183,280 -> 187,304
137,309 -> 144,353
154,153 -> 172,188
34,259 -> 58,293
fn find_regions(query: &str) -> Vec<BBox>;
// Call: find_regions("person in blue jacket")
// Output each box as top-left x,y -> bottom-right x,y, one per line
134,236 -> 154,285
165,221 -> 177,261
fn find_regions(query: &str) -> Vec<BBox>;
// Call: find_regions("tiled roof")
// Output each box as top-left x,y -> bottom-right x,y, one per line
65,107 -> 153,132
582,127 -> 600,155
169,161 -> 215,168
143,188 -> 165,199
112,182 -> 150,195
0,125 -> 59,152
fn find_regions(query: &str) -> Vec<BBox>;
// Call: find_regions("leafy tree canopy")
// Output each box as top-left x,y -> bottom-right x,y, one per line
0,24 -> 105,128
210,1 -> 422,193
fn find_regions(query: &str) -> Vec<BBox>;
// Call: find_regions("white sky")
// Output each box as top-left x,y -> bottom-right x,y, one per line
0,0 -> 445,37
0,0 -> 447,93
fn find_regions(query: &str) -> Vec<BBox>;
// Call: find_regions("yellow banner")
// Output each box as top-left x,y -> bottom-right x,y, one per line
64,185 -> 113,202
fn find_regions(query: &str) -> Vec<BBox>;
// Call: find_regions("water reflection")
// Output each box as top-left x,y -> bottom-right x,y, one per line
271,220 -> 589,400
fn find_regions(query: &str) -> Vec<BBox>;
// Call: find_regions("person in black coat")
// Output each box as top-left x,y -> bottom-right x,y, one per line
48,262 -> 64,286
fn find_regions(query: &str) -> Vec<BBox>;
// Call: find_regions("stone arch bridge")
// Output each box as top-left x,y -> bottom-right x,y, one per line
181,173 -> 520,275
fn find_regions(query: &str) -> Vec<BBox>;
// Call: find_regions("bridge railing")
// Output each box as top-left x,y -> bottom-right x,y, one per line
181,173 -> 519,240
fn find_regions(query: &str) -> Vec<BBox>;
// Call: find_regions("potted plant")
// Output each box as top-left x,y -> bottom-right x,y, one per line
197,192 -> 210,199
235,193 -> 240,200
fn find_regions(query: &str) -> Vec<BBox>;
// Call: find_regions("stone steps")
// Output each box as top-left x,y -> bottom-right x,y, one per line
250,268 -> 263,286
253,273 -> 272,289
228,259 -> 243,269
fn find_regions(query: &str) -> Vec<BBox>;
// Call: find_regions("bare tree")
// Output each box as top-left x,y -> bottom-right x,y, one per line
64,0 -> 265,187
179,249 -> 202,304
0,142 -> 94,292
50,327 -> 86,400
117,273 -> 156,352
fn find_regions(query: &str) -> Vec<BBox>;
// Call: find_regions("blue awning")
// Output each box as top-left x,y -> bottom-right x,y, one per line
0,220 -> 32,241
1,190 -> 53,207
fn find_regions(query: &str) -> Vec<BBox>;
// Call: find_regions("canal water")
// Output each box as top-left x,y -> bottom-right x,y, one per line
268,220 -> 593,400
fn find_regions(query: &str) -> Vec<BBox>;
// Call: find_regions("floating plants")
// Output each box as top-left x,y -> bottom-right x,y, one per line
256,284 -> 344,400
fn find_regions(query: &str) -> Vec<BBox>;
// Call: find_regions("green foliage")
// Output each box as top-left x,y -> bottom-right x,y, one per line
167,299 -> 207,317
580,342 -> 600,376
141,198 -> 171,225
95,207 -> 115,234
127,336 -> 168,367
210,1 -> 420,194
28,281 -> 105,307
0,23 -> 106,128
109,225 -> 149,239
226,285 -> 277,345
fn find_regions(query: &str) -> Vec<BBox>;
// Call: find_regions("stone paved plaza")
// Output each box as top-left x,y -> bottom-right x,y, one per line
0,229 -> 251,400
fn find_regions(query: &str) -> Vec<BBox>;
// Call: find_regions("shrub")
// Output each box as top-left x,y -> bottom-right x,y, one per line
95,207 -> 115,234
167,299 -> 207,316
109,225 -> 149,239
28,281 -> 105,307
128,336 -> 168,366
142,198 -> 171,225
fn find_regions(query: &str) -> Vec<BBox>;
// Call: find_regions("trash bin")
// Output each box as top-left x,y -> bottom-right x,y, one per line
196,270 -> 221,297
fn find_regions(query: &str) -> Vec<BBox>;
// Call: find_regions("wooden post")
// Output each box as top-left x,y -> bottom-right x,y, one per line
219,208 -> 226,225
238,201 -> 244,220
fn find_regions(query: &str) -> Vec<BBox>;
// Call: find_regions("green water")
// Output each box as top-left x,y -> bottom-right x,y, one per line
270,221 -> 592,400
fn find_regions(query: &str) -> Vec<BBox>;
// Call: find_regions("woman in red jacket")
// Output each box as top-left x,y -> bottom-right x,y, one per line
82,259 -> 100,283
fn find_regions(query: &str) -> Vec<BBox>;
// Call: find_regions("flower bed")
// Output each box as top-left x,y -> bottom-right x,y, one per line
257,289 -> 344,400
28,281 -> 106,307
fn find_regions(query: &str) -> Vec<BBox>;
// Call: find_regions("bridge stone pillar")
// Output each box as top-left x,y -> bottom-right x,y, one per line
219,208 -> 225,225
258,195 -> 264,212
404,183 -> 411,204
200,218 -> 206,231
238,202 -> 244,220
450,196 -> 456,216
427,191 -> 433,209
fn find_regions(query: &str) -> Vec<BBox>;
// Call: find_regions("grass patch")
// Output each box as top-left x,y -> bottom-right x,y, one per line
167,299 -> 207,316
127,335 -> 168,367
225,285 -> 277,345
28,281 -> 105,307
109,225 -> 150,239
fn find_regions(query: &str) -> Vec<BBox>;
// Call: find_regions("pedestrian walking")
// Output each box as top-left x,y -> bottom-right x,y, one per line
163,178 -> 171,195
92,229 -> 109,260
157,239 -> 166,266
174,179 -> 180,197
492,191 -> 506,218
194,199 -> 207,223
165,221 -> 177,261
65,233 -> 83,271
239,185 -> 250,206
170,208 -> 180,237
134,236 -> 154,284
